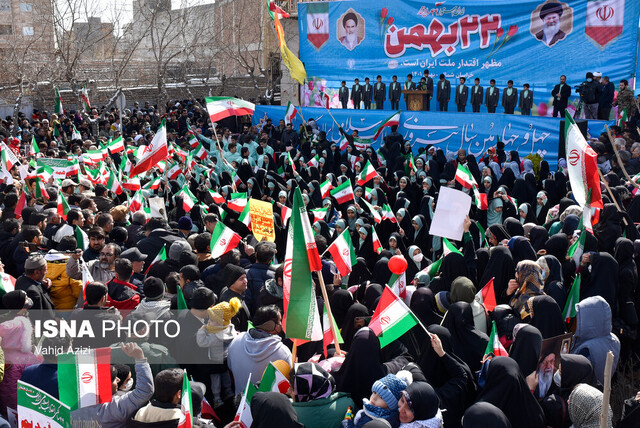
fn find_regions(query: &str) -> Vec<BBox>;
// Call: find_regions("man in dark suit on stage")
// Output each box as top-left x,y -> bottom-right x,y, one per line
362,77 -> 373,110
436,74 -> 451,111
351,78 -> 362,109
502,80 -> 518,114
470,77 -> 483,113
389,75 -> 401,110
403,74 -> 416,110
519,83 -> 534,116
485,79 -> 500,113
551,74 -> 571,117
454,77 -> 469,112
339,80 -> 349,109
423,69 -> 434,111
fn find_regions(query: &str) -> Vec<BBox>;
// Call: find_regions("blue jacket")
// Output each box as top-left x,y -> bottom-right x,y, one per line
599,82 -> 615,106
246,263 -> 275,315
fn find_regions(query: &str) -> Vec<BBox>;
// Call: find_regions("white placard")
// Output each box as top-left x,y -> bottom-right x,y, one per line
429,187 -> 472,241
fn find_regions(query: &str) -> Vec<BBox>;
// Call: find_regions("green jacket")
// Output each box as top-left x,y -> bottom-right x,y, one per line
292,392 -> 355,428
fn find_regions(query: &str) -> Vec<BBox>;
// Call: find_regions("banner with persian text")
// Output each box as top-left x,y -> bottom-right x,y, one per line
298,0 -> 639,101
252,105 -> 613,170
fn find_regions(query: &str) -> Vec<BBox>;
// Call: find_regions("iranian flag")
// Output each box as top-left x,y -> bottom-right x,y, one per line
308,155 -> 319,168
370,286 -> 419,348
372,227 -> 383,254
210,221 -> 242,259
562,274 -> 581,322
206,97 -> 255,123
455,164 -> 476,189
323,304 -> 344,357
145,244 -> 167,274
320,179 -> 333,198
18,381 -> 70,428
585,0 -> 624,48
311,207 -> 327,222
372,111 -> 401,140
568,229 -> 587,268
30,135 -> 40,156
108,136 -> 124,154
83,150 -> 104,165
339,135 -> 349,151
54,87 -> 63,115
330,180 -> 354,205
130,120 -> 168,177
443,237 -> 462,256
208,189 -> 225,204
14,190 -> 26,218
228,194 -> 248,212
306,2 -> 329,50
474,190 -> 488,210
1,144 -> 19,171
485,320 -> 508,357
389,272 -> 407,299
382,204 -> 397,223
232,171 -> 243,189
281,205 -> 292,225
34,176 -> 49,200
284,101 -> 298,125
143,176 -> 162,190
617,108 -> 628,126
107,171 -> 122,195
283,187 -> 323,341
564,112 -> 603,210
167,162 -> 182,180
71,124 -> 82,141
424,257 -> 442,280
327,229 -> 357,276
357,160 -> 377,186
0,272 -> 16,299
258,362 -> 290,394
178,185 -> 198,212
129,190 -> 143,212
75,225 -> 88,250
81,85 -> 91,111
233,375 -> 257,428
476,277 -> 497,312
57,193 -> 70,219
177,371 -> 193,428
361,198 -> 382,224
80,262 -> 94,302
194,143 -> 207,160
122,177 -> 141,191
238,201 -> 251,229
188,133 -> 199,149
58,348 -> 112,410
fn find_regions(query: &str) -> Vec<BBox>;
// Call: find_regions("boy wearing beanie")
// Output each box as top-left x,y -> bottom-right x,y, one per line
196,297 -> 241,407
342,373 -> 407,428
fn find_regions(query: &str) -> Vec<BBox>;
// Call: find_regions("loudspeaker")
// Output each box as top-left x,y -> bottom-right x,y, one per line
558,118 -> 588,160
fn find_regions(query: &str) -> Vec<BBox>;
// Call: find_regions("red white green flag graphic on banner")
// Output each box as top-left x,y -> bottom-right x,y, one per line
306,2 -> 329,50
18,381 -> 70,428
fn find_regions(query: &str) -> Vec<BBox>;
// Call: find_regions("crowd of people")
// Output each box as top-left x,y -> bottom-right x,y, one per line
335,70 -> 639,123
1,93 -> 640,428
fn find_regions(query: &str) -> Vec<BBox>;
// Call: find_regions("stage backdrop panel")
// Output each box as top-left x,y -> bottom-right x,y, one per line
299,0 -> 639,87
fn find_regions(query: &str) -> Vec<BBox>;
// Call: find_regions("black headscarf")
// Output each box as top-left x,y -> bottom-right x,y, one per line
557,354 -> 600,400
509,324 -> 542,377
480,246 -> 515,305
364,283 -> 384,313
528,226 -> 549,252
463,402 -> 512,428
329,289 -> 354,327
487,224 -> 511,243
529,295 -> 565,339
340,303 -> 369,351
429,252 -> 467,294
477,356 -> 546,428
508,236 -> 537,264
410,287 -> 442,326
475,248 -> 490,287
250,392 -> 304,428
594,204 -> 622,253
441,302 -> 489,373
503,217 -> 525,237
405,381 -> 440,421
543,233 -> 569,262
581,252 -> 618,313
335,327 -> 386,405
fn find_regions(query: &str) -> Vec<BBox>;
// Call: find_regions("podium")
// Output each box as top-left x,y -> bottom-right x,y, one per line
401,90 -> 429,111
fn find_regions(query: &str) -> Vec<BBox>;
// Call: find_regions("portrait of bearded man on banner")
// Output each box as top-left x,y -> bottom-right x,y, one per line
530,1 -> 573,47
337,9 -> 365,51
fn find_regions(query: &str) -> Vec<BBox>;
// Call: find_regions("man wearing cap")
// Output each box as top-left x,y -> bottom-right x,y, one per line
121,248 -> 147,291
15,255 -> 55,319
177,216 -> 193,239
60,179 -> 78,197
78,178 -> 94,197
129,276 -> 170,321
534,2 -> 566,47
219,264 -> 251,331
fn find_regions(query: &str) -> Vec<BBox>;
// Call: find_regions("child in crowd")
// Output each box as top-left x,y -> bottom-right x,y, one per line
342,373 -> 407,428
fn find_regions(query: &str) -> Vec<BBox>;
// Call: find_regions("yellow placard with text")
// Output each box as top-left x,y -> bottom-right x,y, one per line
249,198 -> 275,242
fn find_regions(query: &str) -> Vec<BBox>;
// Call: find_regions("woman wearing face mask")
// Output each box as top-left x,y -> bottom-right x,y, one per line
406,245 -> 429,283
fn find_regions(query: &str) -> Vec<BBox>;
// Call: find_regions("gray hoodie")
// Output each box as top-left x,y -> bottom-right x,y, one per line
572,296 -> 620,384
227,329 -> 292,394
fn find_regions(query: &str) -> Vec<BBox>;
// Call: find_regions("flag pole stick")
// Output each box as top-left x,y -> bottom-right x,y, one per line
291,341 -> 298,365
296,106 -> 311,140
605,124 -> 640,191
316,272 -> 341,354
597,168 -> 629,226
323,105 -> 341,129
600,351 -> 614,428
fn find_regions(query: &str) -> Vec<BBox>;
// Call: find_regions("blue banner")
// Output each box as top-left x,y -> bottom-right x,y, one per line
253,105 -> 612,170
299,0 -> 639,111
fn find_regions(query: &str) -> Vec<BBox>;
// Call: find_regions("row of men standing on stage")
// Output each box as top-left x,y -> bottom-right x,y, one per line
337,70 -> 538,115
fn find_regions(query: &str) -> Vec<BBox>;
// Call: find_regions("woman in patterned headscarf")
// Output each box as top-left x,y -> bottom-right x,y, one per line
291,362 -> 355,428
507,260 -> 545,321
